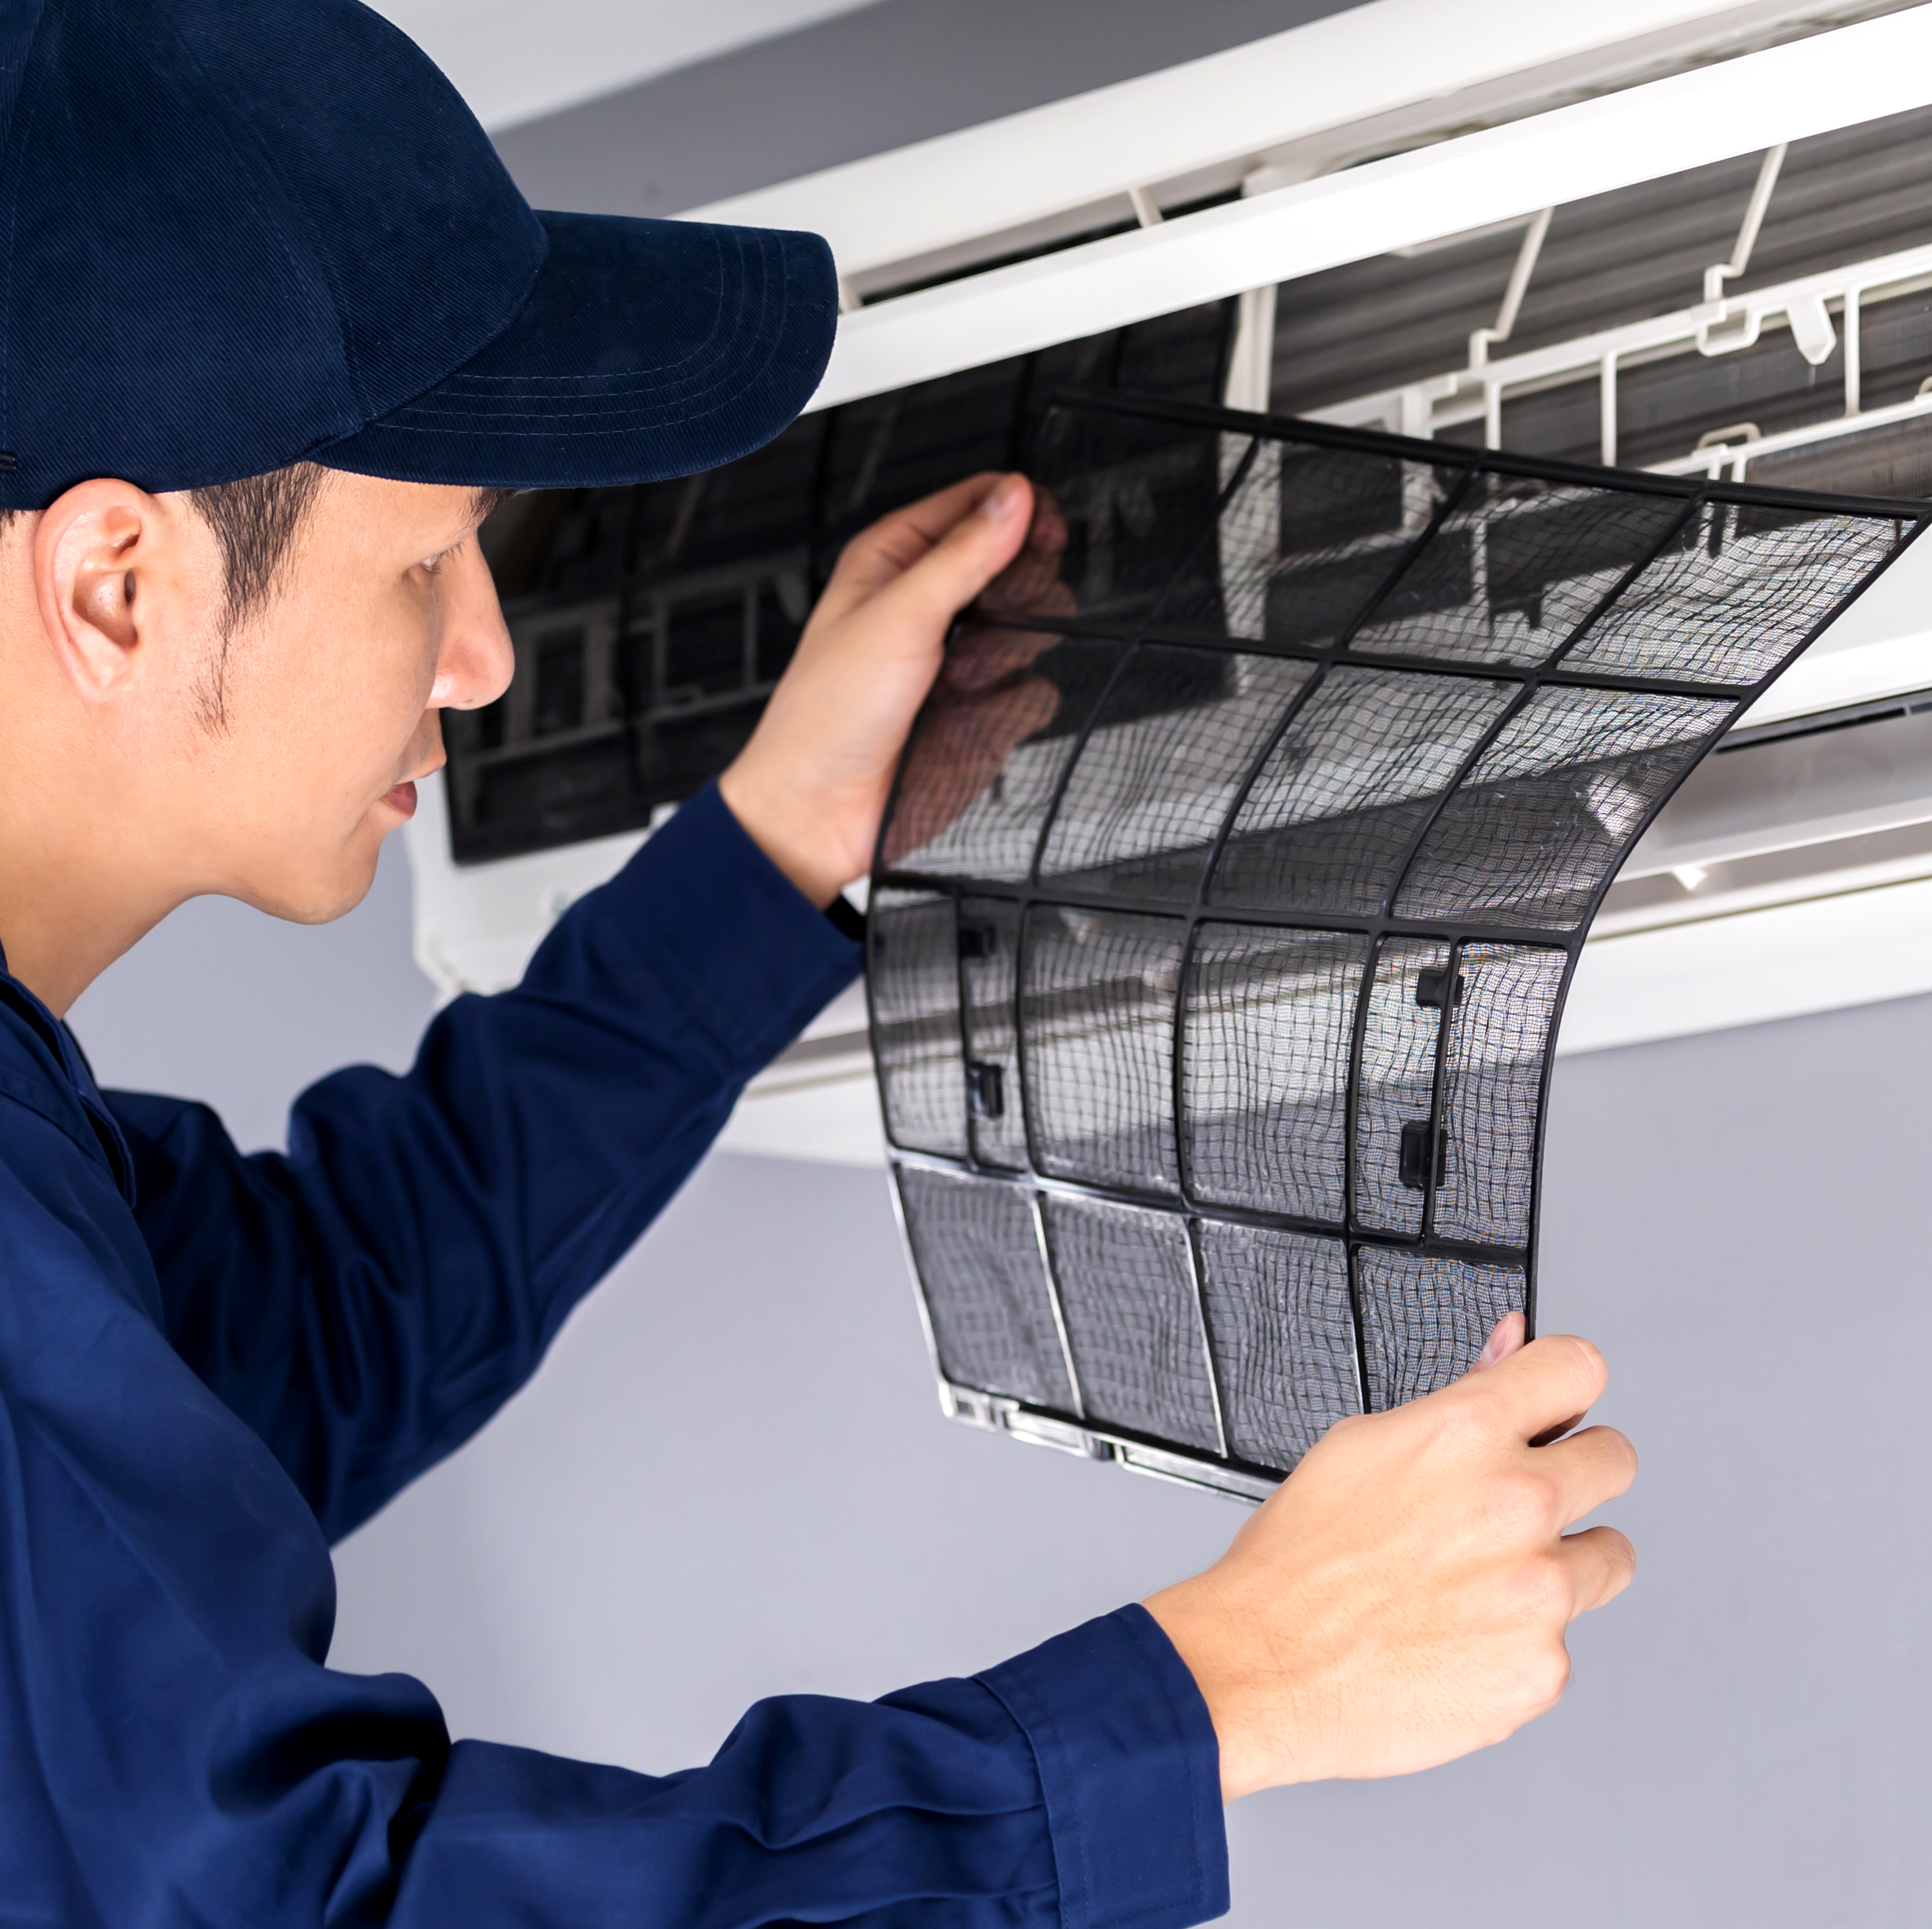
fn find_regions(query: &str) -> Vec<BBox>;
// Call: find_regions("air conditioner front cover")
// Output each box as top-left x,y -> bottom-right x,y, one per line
869,391 -> 1923,1498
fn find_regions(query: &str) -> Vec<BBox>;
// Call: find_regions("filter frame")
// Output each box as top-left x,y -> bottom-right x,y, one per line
869,388 -> 1929,1500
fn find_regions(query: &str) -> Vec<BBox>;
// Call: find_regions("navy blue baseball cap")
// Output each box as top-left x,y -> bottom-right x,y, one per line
0,0 -> 840,509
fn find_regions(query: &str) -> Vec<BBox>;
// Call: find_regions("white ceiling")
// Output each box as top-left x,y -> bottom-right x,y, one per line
365,0 -> 879,132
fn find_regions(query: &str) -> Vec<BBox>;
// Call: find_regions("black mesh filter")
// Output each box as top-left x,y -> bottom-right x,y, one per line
1022,906 -> 1187,1195
873,390 -> 1926,1496
1040,1194 -> 1221,1451
894,1166 -> 1074,1411
869,890 -> 966,1158
1180,923 -> 1366,1221
1198,1224 -> 1357,1469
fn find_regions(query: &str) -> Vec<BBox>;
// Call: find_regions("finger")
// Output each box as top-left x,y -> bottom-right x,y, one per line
926,678 -> 1061,783
966,558 -> 1074,640
976,493 -> 1072,625
881,678 -> 1061,866
1469,1310 -> 1525,1373
1030,488 -> 1068,555
1555,1524 -> 1637,1617
884,682 -> 1059,866
1533,1423 -> 1639,1527
1528,1413 -> 1587,1449
944,608 -> 1072,692
824,473 -> 1025,612
1457,1332 -> 1609,1443
866,476 -> 1037,636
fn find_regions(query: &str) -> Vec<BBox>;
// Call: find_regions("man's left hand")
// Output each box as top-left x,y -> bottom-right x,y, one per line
718,471 -> 1052,907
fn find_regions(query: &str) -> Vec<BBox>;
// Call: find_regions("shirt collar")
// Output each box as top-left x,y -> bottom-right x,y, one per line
0,947 -> 136,1204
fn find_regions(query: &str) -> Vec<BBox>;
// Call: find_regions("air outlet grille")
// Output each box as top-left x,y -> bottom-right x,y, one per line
871,390 -> 1923,1496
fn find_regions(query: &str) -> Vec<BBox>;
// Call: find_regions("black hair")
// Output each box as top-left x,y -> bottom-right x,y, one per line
190,465 -> 332,637
0,464 -> 327,642
1,471 -> 513,730
186,465 -> 331,728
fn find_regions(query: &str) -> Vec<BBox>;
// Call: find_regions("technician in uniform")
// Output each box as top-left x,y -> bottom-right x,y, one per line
0,2 -> 1639,1923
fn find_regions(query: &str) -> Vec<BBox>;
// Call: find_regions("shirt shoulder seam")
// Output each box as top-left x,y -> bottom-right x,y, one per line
0,1065 -> 116,1179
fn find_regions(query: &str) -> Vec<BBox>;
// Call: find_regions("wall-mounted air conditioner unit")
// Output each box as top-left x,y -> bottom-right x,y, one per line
405,0 -> 1932,1167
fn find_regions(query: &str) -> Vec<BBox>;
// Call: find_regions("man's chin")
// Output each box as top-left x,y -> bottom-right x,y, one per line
237,854 -> 381,927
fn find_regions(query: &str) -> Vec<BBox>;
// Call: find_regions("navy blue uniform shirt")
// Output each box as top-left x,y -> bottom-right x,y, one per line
0,780 -> 1228,1927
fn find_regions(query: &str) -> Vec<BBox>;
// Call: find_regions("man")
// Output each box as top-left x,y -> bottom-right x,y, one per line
0,1 -> 1636,1923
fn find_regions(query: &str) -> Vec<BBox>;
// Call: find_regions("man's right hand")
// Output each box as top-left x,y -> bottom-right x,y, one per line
1143,1323 -> 1637,1799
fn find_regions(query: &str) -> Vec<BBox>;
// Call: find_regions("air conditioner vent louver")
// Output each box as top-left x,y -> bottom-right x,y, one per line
871,391 -> 1924,1498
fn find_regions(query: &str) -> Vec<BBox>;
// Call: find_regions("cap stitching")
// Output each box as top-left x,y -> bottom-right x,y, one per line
366,281 -> 803,433
428,219 -> 752,393
317,225 -> 830,471
416,247 -> 805,391
389,221 -> 767,403
377,236 -> 810,425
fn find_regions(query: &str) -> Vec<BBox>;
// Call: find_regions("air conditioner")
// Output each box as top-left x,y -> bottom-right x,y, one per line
404,0 -> 1932,1169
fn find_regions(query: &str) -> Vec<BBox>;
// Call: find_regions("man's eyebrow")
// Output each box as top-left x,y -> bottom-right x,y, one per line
470,486 -> 518,526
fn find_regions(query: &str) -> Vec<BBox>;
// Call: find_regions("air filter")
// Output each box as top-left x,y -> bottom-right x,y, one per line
869,390 -> 1926,1501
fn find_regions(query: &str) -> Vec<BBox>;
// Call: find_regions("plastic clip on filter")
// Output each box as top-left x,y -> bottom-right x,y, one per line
869,390 -> 1925,1501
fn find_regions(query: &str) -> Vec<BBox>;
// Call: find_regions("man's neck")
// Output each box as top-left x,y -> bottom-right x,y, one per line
0,827 -> 182,1019
0,569 -> 185,1016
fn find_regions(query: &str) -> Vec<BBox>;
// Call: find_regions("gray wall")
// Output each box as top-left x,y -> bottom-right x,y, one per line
70,840 -> 435,1154
492,0 -> 1357,215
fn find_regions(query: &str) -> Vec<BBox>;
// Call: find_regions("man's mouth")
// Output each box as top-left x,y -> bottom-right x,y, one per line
381,755 -> 443,820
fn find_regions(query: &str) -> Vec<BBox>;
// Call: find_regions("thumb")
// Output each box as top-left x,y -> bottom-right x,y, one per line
871,473 -> 1036,634
1469,1310 -> 1526,1373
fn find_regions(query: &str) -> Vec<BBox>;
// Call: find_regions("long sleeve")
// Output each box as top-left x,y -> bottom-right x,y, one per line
101,781 -> 861,1542
0,1089 -> 1227,1926
0,821 -> 1231,1928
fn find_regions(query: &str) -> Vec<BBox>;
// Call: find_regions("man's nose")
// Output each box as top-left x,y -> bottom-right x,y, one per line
433,542 -> 514,711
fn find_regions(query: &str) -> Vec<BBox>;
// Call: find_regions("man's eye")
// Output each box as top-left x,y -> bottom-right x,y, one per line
418,552 -> 448,575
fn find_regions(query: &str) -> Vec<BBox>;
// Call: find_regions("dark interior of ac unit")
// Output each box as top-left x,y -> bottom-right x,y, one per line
461,102 -> 1932,869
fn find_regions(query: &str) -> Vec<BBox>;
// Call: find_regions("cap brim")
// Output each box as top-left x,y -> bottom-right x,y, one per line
314,211 -> 838,490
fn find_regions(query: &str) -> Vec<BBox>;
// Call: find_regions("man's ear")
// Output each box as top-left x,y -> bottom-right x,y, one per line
32,479 -> 170,701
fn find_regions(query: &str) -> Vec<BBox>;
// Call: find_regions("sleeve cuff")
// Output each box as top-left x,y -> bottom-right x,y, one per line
978,1604 -> 1229,1929
825,891 -> 867,943
564,780 -> 862,1076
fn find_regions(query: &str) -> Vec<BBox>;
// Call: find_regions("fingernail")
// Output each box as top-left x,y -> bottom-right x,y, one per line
980,475 -> 1025,522
1474,1311 -> 1522,1369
